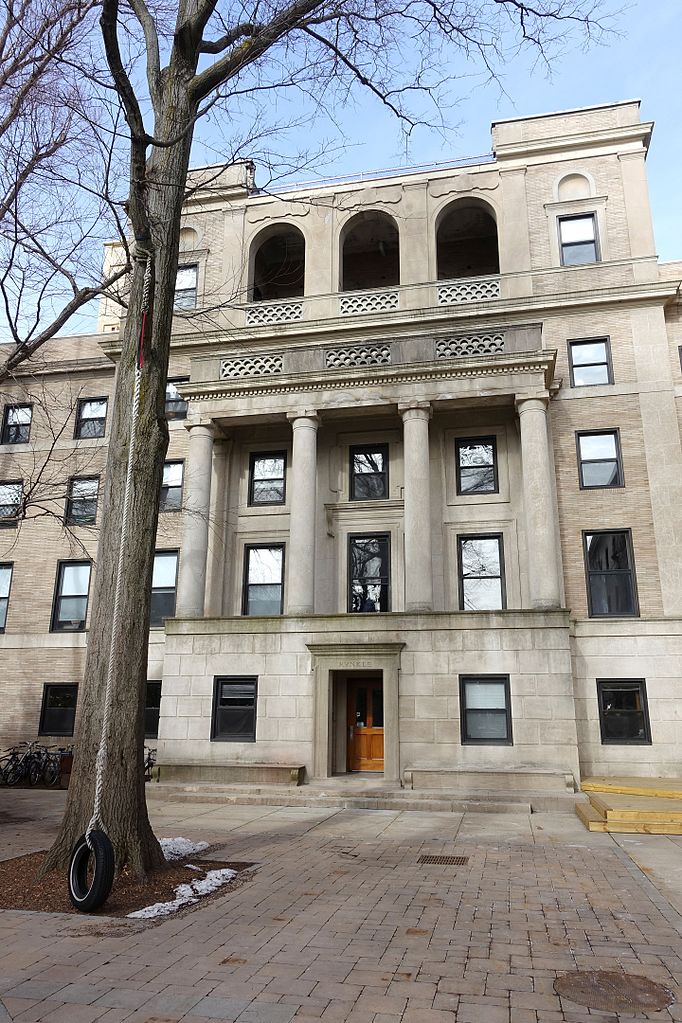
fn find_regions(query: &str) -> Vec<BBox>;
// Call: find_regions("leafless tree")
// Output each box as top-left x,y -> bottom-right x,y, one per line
13,0 -> 610,876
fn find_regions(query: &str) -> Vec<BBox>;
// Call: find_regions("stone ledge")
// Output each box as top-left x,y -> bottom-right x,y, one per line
156,762 -> 305,786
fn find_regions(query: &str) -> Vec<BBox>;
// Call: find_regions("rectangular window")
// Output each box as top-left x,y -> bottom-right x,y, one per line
145,681 -> 162,739
348,534 -> 390,612
0,563 -> 12,631
577,431 -> 623,488
456,437 -> 498,495
150,551 -> 178,627
1,404 -> 32,444
39,683 -> 78,736
66,477 -> 99,525
51,561 -> 91,632
248,452 -> 286,506
0,480 -> 22,524
75,398 -> 107,439
243,544 -> 285,615
458,535 -> 505,611
160,461 -> 183,512
174,265 -> 198,309
350,445 -> 389,500
568,338 -> 613,387
212,677 -> 257,741
584,530 -> 638,617
460,675 -> 512,745
165,378 -> 188,420
597,680 -> 651,744
559,214 -> 599,265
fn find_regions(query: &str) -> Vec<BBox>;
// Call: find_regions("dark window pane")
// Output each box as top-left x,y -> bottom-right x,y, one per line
40,684 -> 78,736
145,681 -> 162,738
252,479 -> 285,504
355,687 -> 367,727
159,486 -> 182,512
352,474 -> 387,500
461,677 -> 511,744
466,710 -> 508,740
588,573 -> 636,616
165,380 -> 188,420
372,688 -> 383,728
598,681 -> 650,743
150,589 -> 176,627
349,535 -> 390,612
213,678 -> 257,740
0,597 -> 7,630
350,446 -> 388,501
562,242 -> 597,265
585,532 -> 630,572
2,405 -> 31,444
459,465 -> 496,493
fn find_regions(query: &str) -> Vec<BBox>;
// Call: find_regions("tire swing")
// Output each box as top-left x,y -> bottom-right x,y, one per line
68,254 -> 152,912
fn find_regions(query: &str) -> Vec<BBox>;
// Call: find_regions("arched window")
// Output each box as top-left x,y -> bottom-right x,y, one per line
436,202 -> 499,280
341,212 -> 399,292
251,227 -> 305,302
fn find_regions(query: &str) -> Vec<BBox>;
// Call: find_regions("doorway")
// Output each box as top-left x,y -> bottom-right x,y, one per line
346,675 -> 384,772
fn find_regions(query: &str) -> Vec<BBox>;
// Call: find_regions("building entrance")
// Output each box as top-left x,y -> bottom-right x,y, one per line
346,676 -> 384,772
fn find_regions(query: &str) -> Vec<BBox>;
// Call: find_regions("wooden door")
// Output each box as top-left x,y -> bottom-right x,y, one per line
347,678 -> 384,771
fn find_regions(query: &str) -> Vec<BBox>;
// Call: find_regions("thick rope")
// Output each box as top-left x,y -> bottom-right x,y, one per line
87,255 -> 153,843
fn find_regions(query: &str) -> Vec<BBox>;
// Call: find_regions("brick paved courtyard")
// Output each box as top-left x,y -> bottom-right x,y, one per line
1,791 -> 682,1022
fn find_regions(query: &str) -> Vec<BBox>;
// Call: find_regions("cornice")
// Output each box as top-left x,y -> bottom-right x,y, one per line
494,122 -> 653,162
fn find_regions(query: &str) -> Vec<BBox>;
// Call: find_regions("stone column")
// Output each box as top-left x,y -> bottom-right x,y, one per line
399,401 -> 433,612
175,422 -> 215,617
286,411 -> 319,614
516,396 -> 561,610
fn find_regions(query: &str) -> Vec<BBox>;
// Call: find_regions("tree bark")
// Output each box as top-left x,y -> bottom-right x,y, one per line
42,68 -> 198,877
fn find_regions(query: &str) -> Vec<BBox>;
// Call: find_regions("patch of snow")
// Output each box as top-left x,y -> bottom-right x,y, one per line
127,868 -> 237,920
159,837 -> 209,861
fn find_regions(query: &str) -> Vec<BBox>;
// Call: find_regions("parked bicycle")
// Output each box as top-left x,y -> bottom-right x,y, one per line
144,746 -> 157,781
0,742 -> 73,786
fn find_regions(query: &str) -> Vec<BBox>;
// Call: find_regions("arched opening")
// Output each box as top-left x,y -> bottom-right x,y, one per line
341,212 -> 400,292
558,173 -> 591,202
436,202 -> 499,280
251,227 -> 305,301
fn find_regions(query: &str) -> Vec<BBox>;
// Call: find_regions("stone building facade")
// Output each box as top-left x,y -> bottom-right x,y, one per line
1,100 -> 681,788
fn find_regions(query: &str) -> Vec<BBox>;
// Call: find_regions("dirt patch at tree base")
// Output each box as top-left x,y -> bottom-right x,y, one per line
0,850 -> 253,917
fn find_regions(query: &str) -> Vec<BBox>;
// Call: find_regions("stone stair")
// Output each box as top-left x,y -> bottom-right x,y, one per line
576,776 -> 682,834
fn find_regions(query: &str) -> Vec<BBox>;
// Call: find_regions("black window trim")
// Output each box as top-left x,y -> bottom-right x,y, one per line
74,396 -> 108,440
174,263 -> 198,310
455,435 -> 499,496
0,561 -> 13,633
38,682 -> 79,737
596,678 -> 652,746
50,559 -> 91,633
211,675 -> 258,742
165,377 -> 189,421
159,460 -> 184,513
349,443 -> 390,502
582,528 -> 640,618
568,336 -> 614,388
150,548 -> 179,628
1,403 -> 32,445
144,680 -> 162,739
65,475 -> 100,526
575,429 -> 624,490
457,532 -> 506,611
248,450 -> 287,507
347,531 -> 391,613
242,542 -> 285,616
558,212 -> 600,266
459,674 -> 513,746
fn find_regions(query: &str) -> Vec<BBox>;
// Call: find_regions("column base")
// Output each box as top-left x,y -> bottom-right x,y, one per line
405,602 -> 433,613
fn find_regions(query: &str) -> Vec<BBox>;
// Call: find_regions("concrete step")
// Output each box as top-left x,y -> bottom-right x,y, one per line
407,769 -> 575,794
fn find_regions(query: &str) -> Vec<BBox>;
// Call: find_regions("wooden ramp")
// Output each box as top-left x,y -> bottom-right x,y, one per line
577,776 -> 682,835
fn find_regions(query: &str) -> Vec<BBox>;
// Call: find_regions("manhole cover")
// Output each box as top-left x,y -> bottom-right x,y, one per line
418,855 -> 469,866
554,971 -> 674,1012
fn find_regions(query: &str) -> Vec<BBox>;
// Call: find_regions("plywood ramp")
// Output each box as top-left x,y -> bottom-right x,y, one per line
582,776 -> 682,799
577,777 -> 682,835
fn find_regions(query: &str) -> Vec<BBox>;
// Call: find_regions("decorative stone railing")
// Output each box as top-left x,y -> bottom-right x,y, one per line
220,354 -> 283,379
436,333 -> 505,358
245,301 -> 303,326
437,276 -> 501,305
325,344 -> 392,369
339,290 -> 400,316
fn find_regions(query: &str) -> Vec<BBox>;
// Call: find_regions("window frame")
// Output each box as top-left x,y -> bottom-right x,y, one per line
38,683 -> 79,737
583,529 -> 639,618
349,444 -> 390,502
457,533 -> 506,611
0,562 -> 12,632
211,676 -> 258,742
248,451 -> 287,507
150,549 -> 179,628
575,429 -> 624,490
165,377 -> 189,421
568,337 -> 613,388
159,460 -> 184,513
455,436 -> 499,496
74,397 -> 108,440
558,213 -> 600,266
51,560 -> 91,633
0,479 -> 22,526
144,681 -> 162,739
597,679 -> 652,745
174,263 -> 198,310
347,532 -> 391,613
242,543 -> 285,616
459,674 -> 513,746
65,476 -> 99,526
1,404 -> 32,445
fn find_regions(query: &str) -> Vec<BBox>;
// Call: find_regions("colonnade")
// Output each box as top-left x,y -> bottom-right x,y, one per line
175,395 -> 562,617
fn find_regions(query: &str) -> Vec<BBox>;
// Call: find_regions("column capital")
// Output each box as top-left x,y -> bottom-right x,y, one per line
398,401 -> 432,422
184,418 -> 216,436
515,393 -> 549,415
287,410 -> 319,428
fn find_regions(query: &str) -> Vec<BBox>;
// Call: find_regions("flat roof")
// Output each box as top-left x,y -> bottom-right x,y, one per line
492,99 -> 641,127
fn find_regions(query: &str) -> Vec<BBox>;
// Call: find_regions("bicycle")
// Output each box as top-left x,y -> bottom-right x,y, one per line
143,745 -> 156,781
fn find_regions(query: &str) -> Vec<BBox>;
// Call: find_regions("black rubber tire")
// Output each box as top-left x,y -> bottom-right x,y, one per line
68,831 -> 115,912
5,762 -> 23,786
43,758 -> 61,787
28,759 -> 42,786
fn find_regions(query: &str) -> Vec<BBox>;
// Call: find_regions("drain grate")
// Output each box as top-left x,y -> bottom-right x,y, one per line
418,855 -> 469,866
554,971 -> 674,1013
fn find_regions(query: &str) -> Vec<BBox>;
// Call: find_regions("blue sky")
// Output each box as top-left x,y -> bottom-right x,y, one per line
222,0 -> 678,262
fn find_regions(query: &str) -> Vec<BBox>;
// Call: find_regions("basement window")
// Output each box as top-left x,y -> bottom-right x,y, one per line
597,680 -> 651,744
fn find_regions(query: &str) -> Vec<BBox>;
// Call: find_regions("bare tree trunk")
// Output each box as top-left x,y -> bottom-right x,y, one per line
42,77 -> 196,877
